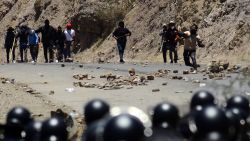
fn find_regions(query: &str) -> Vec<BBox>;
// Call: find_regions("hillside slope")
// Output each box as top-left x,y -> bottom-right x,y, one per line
0,0 -> 249,64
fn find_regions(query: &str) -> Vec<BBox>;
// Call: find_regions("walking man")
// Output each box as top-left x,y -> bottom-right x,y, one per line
64,23 -> 75,62
36,19 -> 56,63
16,25 -> 29,62
28,29 -> 39,63
112,21 -> 131,63
181,24 -> 204,73
55,26 -> 66,62
159,21 -> 179,64
4,27 -> 15,63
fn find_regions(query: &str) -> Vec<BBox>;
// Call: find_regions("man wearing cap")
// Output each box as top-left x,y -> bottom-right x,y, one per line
64,23 -> 75,62
36,19 -> 56,63
159,21 -> 179,64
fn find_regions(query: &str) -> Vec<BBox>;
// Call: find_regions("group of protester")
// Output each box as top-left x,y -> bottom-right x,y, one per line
4,19 -> 75,63
4,19 -> 204,71
112,21 -> 204,71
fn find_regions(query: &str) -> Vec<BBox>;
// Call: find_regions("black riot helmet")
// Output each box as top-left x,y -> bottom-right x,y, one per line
193,131 -> 228,141
152,102 -> 180,129
226,95 -> 250,114
84,99 -> 110,125
6,106 -> 32,126
40,117 -> 68,141
24,121 -> 42,141
103,114 -> 144,141
194,106 -> 229,134
4,107 -> 32,139
190,90 -> 215,110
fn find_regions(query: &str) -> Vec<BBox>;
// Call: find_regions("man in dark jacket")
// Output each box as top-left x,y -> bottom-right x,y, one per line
160,21 -> 179,64
113,21 -> 131,63
55,26 -> 66,62
16,25 -> 29,62
36,19 -> 56,63
4,27 -> 16,63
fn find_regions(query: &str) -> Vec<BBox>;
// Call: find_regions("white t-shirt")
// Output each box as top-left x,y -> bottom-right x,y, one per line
64,29 -> 75,41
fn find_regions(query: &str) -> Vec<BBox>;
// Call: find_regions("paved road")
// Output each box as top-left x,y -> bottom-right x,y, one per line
0,62 -> 217,115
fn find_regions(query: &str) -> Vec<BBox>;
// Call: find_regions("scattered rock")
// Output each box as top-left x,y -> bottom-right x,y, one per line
73,74 -> 88,80
147,75 -> 155,80
61,64 -> 65,67
152,89 -> 160,92
208,74 -> 215,79
79,64 -> 83,68
173,70 -> 178,73
128,68 -> 136,76
96,66 -> 101,69
193,80 -> 200,83
162,82 -> 168,86
183,70 -> 189,74
49,90 -> 55,95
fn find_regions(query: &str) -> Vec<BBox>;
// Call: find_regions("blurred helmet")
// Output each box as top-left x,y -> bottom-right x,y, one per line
6,107 -> 32,126
24,121 -> 42,141
190,90 -> 215,110
152,102 -> 179,129
103,114 -> 144,141
226,95 -> 250,114
40,117 -> 68,141
84,99 -> 110,125
194,106 -> 228,134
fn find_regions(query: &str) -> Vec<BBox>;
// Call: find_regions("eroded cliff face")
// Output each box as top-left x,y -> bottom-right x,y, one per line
0,0 -> 249,64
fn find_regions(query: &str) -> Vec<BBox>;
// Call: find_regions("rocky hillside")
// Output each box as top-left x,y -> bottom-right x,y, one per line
0,0 -> 249,64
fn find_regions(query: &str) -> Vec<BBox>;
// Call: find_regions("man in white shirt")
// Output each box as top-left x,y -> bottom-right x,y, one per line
64,23 -> 75,61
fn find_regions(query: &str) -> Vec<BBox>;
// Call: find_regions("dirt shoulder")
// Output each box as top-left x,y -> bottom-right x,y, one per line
0,77 -> 73,123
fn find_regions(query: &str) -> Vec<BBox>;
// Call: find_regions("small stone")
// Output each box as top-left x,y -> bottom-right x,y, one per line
199,83 -> 206,87
43,82 -> 48,84
162,82 -> 168,86
114,69 -> 118,71
79,64 -> 83,68
183,70 -> 189,74
96,66 -> 101,69
49,90 -> 55,95
129,68 -> 136,76
147,75 -> 155,80
173,70 -> 178,73
203,78 -> 208,80
152,89 -> 160,92
193,80 -> 200,83
61,64 -> 65,67
208,74 -> 215,79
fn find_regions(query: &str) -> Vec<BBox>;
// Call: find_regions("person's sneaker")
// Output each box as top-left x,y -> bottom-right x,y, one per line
55,60 -> 59,63
12,60 -> 16,63
31,60 -> 35,64
192,70 -> 197,74
45,60 -> 48,63
170,61 -> 173,64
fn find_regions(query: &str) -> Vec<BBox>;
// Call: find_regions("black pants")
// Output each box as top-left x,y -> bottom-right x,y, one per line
29,45 -> 38,61
57,43 -> 64,61
117,41 -> 126,61
183,50 -> 197,70
5,46 -> 15,63
43,43 -> 54,62
162,43 -> 178,63
19,44 -> 28,62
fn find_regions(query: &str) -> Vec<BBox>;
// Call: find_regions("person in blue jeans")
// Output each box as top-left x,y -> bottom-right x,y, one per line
16,25 -> 29,62
28,29 -> 39,63
112,21 -> 131,63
